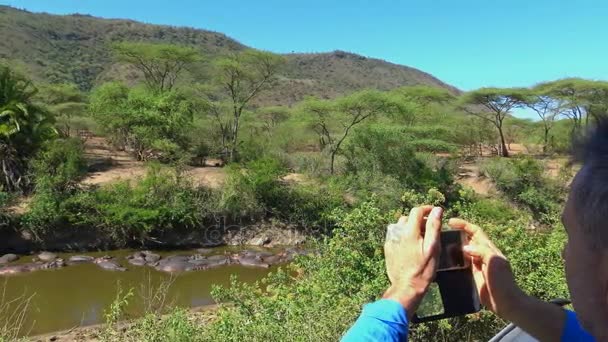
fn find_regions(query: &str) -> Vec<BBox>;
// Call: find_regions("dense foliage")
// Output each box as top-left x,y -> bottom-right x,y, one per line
89,83 -> 196,161
0,65 -> 57,193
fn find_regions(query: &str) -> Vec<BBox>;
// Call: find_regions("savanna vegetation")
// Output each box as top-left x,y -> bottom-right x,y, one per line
1,7 -> 608,341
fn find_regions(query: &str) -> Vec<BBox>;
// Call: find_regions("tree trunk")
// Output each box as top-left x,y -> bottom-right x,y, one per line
543,125 -> 550,154
330,150 -> 336,175
498,127 -> 510,157
229,108 -> 241,162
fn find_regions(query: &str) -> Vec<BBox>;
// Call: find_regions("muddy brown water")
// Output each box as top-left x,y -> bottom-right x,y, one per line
0,247 -> 278,337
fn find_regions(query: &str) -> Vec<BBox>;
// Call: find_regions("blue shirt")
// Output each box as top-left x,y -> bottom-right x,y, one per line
341,299 -> 594,342
562,310 -> 595,341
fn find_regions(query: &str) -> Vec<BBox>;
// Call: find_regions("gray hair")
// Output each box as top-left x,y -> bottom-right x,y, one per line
571,119 -> 608,249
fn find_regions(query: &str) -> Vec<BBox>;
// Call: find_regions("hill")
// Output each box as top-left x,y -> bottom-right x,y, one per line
0,5 -> 458,105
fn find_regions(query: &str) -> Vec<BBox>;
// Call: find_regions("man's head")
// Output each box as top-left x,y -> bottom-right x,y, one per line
563,120 -> 608,338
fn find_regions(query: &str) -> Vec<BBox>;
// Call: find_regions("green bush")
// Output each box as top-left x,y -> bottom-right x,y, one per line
30,137 -> 88,194
480,156 -> 565,224
22,164 -> 213,242
220,157 -> 342,227
343,126 -> 456,194
409,138 -> 458,153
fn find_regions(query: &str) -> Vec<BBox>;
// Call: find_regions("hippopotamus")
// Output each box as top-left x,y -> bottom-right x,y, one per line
282,248 -> 310,261
142,251 -> 161,263
236,256 -> 270,268
187,259 -> 211,266
155,259 -> 195,273
0,264 -> 35,275
261,255 -> 284,265
127,257 -> 147,266
37,252 -> 57,262
68,255 -> 95,264
189,254 -> 207,261
126,251 -> 162,266
0,258 -> 65,275
0,254 -> 18,264
94,257 -> 126,271
164,255 -> 191,262
204,258 -> 231,269
205,254 -> 230,262
42,258 -> 66,269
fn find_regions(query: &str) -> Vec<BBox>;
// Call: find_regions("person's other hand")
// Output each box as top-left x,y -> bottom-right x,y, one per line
448,218 -> 524,319
383,206 -> 443,318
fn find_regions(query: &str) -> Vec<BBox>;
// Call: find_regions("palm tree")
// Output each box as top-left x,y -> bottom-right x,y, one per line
0,65 -> 56,192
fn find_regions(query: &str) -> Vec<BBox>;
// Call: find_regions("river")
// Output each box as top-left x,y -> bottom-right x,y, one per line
0,247 -> 278,337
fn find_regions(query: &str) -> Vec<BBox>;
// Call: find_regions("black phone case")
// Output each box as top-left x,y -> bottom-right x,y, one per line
411,267 -> 481,323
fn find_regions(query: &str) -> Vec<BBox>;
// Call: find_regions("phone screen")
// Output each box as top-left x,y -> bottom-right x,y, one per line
438,230 -> 469,271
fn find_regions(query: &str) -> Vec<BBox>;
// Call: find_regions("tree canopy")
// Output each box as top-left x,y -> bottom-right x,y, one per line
112,42 -> 201,93
458,87 -> 527,157
213,50 -> 286,161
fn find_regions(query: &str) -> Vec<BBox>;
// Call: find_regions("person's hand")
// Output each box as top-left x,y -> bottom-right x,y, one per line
383,205 -> 443,318
448,218 -> 524,319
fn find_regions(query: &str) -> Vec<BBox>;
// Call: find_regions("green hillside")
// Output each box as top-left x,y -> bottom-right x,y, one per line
0,5 -> 457,105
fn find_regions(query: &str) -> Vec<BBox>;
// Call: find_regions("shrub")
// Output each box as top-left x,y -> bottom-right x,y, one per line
409,138 -> 458,153
30,137 -> 88,194
22,164 -> 213,243
220,157 -> 342,227
343,126 -> 456,194
480,156 -> 565,224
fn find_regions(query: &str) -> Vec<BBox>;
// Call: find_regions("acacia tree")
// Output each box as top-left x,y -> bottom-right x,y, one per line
112,42 -> 200,93
89,83 -> 195,161
214,50 -> 285,162
542,79 -> 589,134
458,88 -> 526,157
390,85 -> 455,124
303,90 -> 407,174
522,86 -> 567,153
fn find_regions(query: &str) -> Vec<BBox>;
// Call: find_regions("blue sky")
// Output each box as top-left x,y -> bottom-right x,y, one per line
2,0 -> 608,118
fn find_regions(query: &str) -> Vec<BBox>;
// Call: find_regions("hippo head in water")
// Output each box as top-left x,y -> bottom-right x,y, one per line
42,258 -> 66,269
94,257 -> 127,271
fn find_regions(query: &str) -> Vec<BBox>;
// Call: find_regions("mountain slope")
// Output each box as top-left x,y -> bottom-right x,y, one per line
0,6 -> 458,105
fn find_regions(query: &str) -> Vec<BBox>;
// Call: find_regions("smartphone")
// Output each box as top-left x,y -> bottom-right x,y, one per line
437,229 -> 470,271
412,229 -> 480,323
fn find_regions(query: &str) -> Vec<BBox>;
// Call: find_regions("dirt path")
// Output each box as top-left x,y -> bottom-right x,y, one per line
81,137 -> 227,189
456,162 -> 494,196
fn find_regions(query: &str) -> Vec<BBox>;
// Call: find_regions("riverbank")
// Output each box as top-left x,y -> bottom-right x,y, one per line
29,304 -> 219,342
0,219 -> 308,254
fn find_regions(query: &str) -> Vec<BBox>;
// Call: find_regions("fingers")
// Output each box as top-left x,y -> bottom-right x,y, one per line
406,205 -> 433,236
471,260 -> 487,301
423,207 -> 443,256
463,244 -> 495,264
448,218 -> 481,236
